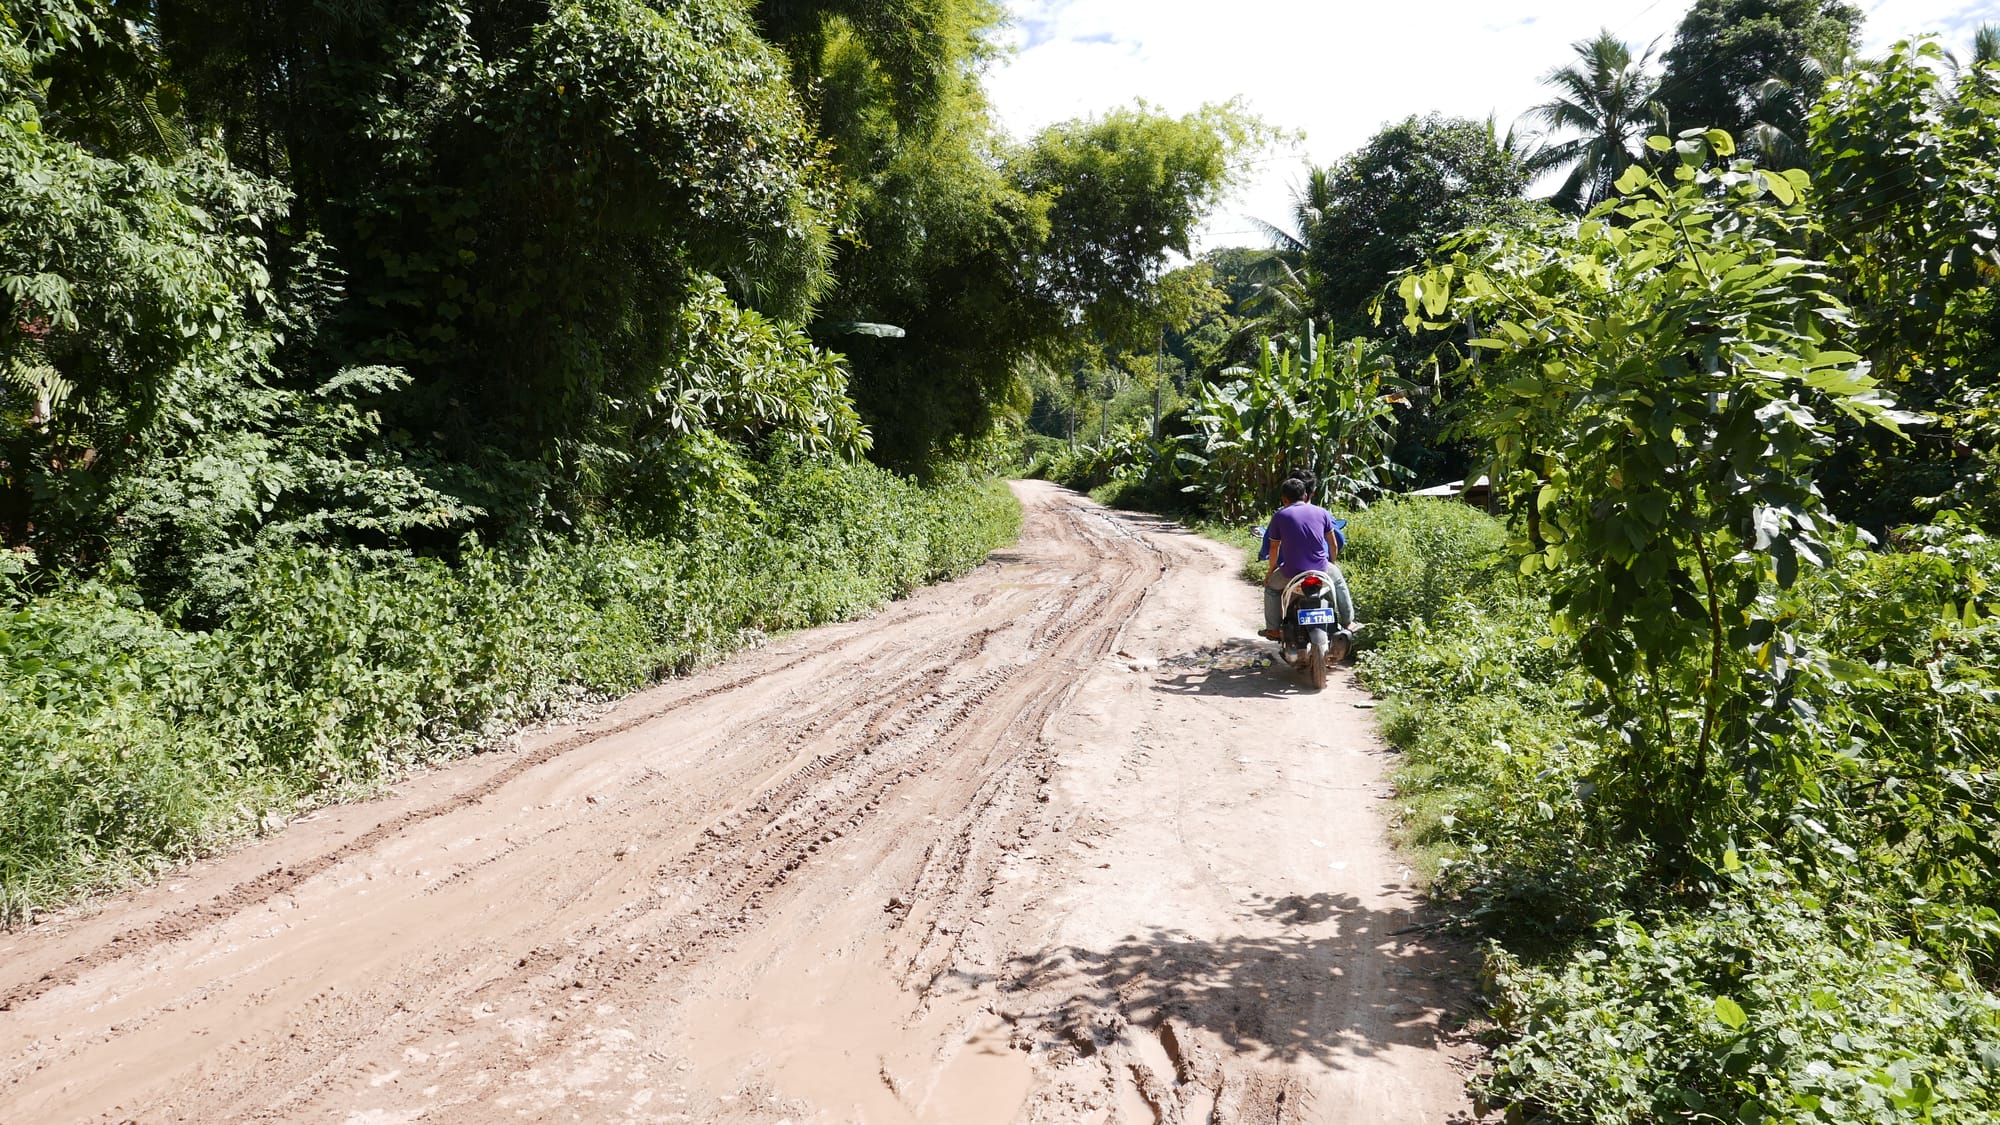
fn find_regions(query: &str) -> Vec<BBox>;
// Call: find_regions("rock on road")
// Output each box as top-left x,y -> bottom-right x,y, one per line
0,481 -> 1482,1124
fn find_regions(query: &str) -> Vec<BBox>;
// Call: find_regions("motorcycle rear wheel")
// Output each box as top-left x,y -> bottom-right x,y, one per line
1306,641 -> 1328,689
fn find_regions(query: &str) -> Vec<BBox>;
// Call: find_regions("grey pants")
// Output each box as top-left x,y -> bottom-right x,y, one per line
1265,567 -> 1355,631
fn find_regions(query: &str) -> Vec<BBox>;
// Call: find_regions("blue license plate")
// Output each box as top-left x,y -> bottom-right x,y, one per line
1296,608 -> 1337,626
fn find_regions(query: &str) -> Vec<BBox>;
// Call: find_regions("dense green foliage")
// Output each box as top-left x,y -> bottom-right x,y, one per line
1024,114 -> 1532,496
1302,114 -> 1536,339
158,0 -> 846,502
6,0 -> 1257,549
1400,130 -> 1923,854
1360,500 -> 2000,1122
838,99 -> 1260,470
1810,41 -> 2000,529
1348,38 -> 2000,1124
1,9 -> 472,614
1033,330 -> 1405,520
1337,495 -> 1507,633
1040,18 -> 2000,1120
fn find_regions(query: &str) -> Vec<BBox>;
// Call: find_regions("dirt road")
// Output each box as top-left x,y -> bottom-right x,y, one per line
0,481 -> 1482,1123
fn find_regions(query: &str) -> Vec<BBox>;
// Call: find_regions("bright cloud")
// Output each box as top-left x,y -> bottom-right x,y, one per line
983,0 -> 2000,251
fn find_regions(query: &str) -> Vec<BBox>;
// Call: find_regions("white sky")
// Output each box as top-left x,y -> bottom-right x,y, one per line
983,0 -> 2000,251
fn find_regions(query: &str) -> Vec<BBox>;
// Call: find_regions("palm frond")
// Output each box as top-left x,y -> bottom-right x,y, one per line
1244,214 -> 1307,255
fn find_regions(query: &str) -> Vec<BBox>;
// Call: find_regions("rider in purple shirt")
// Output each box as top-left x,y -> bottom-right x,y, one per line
1260,477 -> 1355,639
1269,500 -> 1336,577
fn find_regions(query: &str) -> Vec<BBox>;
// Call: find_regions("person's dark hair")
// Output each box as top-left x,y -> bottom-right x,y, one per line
1281,477 -> 1307,503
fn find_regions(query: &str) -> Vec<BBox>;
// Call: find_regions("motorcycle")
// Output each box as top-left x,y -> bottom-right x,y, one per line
1277,569 -> 1356,689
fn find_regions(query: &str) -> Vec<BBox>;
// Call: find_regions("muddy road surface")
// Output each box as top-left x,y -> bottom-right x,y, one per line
1,481 -> 1482,1123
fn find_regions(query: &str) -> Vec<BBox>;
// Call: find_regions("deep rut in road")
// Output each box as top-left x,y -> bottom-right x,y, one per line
0,481 -> 1481,1123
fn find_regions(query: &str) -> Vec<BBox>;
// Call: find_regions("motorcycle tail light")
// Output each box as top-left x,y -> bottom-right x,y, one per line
1302,577 -> 1323,589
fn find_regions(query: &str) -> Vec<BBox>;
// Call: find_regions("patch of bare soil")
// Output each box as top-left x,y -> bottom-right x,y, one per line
0,480 -> 1483,1123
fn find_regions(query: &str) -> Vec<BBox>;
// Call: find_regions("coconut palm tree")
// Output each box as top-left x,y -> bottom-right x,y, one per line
1246,165 -> 1336,258
1737,37 -> 1854,169
1527,30 -> 1664,212
1485,111 -> 1544,172
1952,23 -> 2000,101
1231,166 -> 1337,355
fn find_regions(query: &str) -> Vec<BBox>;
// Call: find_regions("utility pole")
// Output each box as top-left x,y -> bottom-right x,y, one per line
1068,358 -> 1083,450
1151,325 -> 1164,440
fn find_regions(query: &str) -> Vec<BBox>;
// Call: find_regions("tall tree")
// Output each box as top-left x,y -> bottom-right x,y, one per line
154,0 -> 840,522
1016,103 -> 1260,351
1302,114 -> 1533,337
1398,131 -> 1921,843
1953,23 -> 2000,102
1527,30 -> 1663,213
751,0 -> 1000,134
831,100 -> 1260,471
1811,40 -> 2000,528
1658,0 -> 1862,168
1233,167 -> 1337,352
755,0 -> 1038,471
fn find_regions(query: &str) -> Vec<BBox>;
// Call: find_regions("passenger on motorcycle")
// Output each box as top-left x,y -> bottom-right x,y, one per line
1259,477 -> 1356,641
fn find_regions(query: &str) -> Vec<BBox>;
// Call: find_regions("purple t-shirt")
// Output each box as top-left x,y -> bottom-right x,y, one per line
1268,502 -> 1336,579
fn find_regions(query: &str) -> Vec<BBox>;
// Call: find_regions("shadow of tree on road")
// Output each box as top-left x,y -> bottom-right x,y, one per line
1005,892 -> 1479,1069
1149,641 -> 1361,699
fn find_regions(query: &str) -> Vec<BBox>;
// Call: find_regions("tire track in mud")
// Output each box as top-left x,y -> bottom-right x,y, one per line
11,625 -> 1038,1118
0,622 -> 899,1014
0,566 -> 1079,1017
380,502 -> 1169,1116
0,484 -> 1194,1123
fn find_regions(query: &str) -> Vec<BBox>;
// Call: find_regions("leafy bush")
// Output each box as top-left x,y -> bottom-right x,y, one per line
0,459 -> 1019,921
1028,335 -> 1411,522
1019,433 -> 1067,474
1030,430 -> 1149,495
1340,496 -> 1508,629
1360,581 -> 1635,950
0,584 -> 233,913
1485,881 -> 2000,1124
1358,510 -> 2000,1110
0,46 -> 469,612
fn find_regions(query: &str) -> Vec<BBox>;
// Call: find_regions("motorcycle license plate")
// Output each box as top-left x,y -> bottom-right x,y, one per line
1296,608 -> 1337,626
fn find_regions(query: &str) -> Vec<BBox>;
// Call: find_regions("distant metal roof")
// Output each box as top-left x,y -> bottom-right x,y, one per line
1409,475 -> 1491,500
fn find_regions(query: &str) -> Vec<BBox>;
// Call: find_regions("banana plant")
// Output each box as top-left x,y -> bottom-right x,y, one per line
1175,327 -> 1407,520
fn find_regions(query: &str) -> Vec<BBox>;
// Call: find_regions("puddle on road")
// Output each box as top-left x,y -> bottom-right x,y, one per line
682,936 -> 1031,1123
